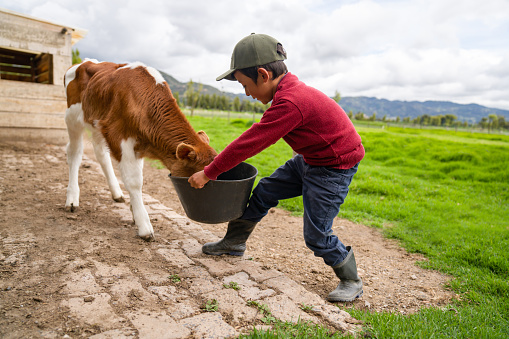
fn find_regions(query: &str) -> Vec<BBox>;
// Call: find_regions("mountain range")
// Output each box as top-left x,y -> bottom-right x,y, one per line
339,97 -> 509,123
160,71 -> 241,101
160,71 -> 509,122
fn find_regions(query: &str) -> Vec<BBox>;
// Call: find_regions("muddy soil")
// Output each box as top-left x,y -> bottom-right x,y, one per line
0,140 -> 457,338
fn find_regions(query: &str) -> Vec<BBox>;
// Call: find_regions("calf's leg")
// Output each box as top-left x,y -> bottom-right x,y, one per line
91,128 -> 125,202
64,104 -> 85,212
118,138 -> 154,241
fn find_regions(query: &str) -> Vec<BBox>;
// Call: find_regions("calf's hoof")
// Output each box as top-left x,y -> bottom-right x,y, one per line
113,195 -> 125,203
139,232 -> 155,242
65,203 -> 78,212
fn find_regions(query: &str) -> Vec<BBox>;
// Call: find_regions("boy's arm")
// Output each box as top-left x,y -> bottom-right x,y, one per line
204,99 -> 302,180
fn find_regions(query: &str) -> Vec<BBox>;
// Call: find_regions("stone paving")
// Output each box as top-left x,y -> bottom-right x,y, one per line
0,144 -> 361,339
77,152 -> 362,338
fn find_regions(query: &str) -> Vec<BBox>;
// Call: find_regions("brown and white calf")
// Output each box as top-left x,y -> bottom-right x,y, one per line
64,59 -> 217,240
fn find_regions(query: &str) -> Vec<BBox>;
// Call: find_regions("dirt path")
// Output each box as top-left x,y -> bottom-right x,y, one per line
0,140 -> 457,338
142,154 -> 457,315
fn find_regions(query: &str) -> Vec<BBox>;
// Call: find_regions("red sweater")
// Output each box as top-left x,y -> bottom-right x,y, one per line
204,73 -> 365,180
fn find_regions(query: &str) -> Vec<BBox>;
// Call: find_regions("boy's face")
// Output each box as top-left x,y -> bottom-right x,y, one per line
234,70 -> 274,105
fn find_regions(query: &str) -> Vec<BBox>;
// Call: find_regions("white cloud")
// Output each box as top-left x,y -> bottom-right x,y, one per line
311,47 -> 507,105
1,0 -> 508,110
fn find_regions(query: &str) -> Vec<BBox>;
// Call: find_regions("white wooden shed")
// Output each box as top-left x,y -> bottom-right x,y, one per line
0,8 -> 87,143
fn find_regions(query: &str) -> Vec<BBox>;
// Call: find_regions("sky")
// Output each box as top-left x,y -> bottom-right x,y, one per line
2,0 -> 509,110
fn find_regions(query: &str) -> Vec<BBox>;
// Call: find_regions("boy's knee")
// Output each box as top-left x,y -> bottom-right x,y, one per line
304,237 -> 327,252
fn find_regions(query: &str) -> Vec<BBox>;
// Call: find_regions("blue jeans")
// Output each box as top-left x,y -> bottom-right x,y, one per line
241,155 -> 359,267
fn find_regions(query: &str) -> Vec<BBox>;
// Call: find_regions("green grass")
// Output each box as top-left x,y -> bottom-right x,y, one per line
184,116 -> 509,338
239,319 -> 353,338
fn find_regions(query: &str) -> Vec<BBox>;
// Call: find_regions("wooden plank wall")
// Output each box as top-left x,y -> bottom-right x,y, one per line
0,78 -> 69,144
0,79 -> 67,130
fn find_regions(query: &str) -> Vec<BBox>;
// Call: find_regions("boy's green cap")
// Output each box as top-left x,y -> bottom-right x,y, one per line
216,33 -> 286,81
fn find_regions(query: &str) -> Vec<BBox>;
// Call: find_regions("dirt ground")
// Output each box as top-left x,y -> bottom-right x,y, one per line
0,139 -> 457,338
141,154 -> 458,315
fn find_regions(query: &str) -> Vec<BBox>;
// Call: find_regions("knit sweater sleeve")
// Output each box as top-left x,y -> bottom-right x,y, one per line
204,99 -> 302,180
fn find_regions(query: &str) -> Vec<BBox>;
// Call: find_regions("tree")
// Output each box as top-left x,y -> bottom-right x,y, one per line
254,102 -> 267,113
185,80 -> 202,116
219,96 -> 229,111
354,112 -> 365,121
232,97 -> 241,112
430,116 -> 441,126
497,115 -> 507,130
174,92 -> 181,107
200,94 -> 211,109
211,94 -> 218,110
195,83 -> 203,111
72,49 -> 82,65
444,114 -> 457,126
488,114 -> 498,133
421,114 -> 431,126
240,99 -> 252,112
333,90 -> 341,103
479,117 -> 489,131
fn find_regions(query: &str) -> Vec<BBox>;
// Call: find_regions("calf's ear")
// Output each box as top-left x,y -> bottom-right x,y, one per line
176,143 -> 197,160
197,130 -> 210,144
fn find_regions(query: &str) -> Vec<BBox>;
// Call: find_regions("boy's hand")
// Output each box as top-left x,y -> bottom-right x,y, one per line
188,170 -> 210,189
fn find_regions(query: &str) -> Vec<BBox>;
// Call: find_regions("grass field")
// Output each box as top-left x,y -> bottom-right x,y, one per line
186,116 -> 509,338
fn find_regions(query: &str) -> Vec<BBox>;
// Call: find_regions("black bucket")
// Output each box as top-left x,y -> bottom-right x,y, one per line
169,162 -> 258,224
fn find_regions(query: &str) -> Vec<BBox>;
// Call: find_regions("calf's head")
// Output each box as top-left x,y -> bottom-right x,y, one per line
172,131 -> 217,177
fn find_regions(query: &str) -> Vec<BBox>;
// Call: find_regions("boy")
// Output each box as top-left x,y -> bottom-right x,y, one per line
189,33 -> 364,302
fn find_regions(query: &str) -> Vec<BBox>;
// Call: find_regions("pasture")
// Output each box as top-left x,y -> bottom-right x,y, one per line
187,115 -> 509,338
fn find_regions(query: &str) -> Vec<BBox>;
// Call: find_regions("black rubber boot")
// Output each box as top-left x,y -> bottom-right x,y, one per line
202,219 -> 257,256
327,246 -> 363,302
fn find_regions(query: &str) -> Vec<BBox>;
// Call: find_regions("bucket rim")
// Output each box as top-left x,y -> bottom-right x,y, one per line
168,162 -> 258,183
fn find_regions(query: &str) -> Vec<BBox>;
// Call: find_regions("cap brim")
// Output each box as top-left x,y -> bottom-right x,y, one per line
216,68 -> 236,81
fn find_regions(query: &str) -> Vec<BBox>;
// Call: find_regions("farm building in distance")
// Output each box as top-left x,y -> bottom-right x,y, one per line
0,8 -> 87,143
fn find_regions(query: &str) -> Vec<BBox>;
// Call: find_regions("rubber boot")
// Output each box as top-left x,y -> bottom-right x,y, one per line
327,246 -> 363,302
202,219 -> 257,256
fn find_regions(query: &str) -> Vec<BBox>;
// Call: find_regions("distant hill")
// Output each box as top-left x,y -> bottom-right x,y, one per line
159,71 -> 248,101
159,70 -> 508,122
339,97 -> 509,123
